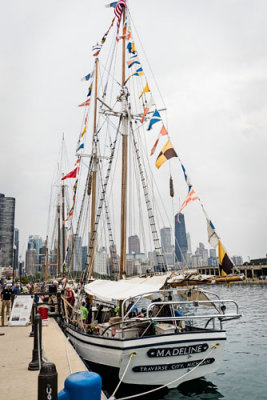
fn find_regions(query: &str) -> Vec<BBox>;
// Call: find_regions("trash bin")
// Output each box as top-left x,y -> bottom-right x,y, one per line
37,305 -> 49,321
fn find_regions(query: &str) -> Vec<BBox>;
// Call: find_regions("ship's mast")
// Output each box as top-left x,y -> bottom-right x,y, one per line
57,198 -> 61,276
88,57 -> 99,279
120,7 -> 128,279
61,182 -> 66,270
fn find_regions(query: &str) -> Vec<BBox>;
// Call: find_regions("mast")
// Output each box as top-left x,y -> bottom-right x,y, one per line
57,200 -> 61,276
88,57 -> 99,279
120,7 -> 128,280
61,182 -> 66,270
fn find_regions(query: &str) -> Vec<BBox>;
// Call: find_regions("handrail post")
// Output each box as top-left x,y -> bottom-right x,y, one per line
28,313 -> 42,370
30,295 -> 37,337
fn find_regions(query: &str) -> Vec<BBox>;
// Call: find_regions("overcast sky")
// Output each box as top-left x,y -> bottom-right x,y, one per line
1,0 -> 266,262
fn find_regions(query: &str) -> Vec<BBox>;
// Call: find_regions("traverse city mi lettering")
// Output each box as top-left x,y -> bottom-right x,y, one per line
133,358 -> 215,373
147,343 -> 209,358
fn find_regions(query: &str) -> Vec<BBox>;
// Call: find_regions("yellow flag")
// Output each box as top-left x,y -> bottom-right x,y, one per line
81,126 -> 87,137
155,139 -> 177,169
139,82 -> 150,99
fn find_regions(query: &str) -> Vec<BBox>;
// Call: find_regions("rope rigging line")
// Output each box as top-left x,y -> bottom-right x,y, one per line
129,120 -> 165,271
86,119 -> 121,281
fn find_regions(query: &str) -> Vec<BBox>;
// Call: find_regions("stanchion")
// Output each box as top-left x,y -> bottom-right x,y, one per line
28,313 -> 42,370
29,298 -> 37,337
58,371 -> 101,400
38,362 -> 58,400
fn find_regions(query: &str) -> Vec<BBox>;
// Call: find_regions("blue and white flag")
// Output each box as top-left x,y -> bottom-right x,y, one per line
105,1 -> 117,8
76,143 -> 84,152
147,109 -> 161,131
81,70 -> 94,82
181,164 -> 192,192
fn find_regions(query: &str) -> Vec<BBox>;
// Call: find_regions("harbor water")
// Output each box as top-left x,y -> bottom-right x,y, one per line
101,284 -> 267,400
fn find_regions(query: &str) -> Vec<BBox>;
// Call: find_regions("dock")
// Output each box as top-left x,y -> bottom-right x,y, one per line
0,318 -> 106,400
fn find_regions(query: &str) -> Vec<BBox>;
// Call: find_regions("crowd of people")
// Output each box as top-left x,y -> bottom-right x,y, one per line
0,277 -> 93,324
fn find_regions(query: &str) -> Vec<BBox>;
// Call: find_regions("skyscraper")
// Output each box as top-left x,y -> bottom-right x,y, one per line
128,235 -> 140,254
174,213 -> 188,263
0,193 -> 15,268
160,227 -> 175,268
160,227 -> 172,253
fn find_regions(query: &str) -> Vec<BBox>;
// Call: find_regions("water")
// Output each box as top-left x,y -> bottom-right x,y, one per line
101,284 -> 267,400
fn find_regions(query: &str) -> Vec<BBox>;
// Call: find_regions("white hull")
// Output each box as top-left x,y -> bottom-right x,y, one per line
66,326 -> 226,388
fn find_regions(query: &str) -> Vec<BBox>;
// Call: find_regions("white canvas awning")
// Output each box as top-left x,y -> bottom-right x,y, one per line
84,275 -> 170,301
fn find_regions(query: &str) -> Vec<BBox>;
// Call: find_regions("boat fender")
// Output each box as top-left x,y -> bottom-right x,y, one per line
112,327 -> 116,336
95,326 -> 100,335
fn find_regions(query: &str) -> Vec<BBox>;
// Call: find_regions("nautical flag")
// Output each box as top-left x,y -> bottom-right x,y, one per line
87,82 -> 93,97
78,98 -> 90,107
181,164 -> 192,192
127,42 -> 137,54
218,240 -> 233,275
61,167 -> 78,181
124,67 -> 144,85
76,143 -> 84,152
148,109 -> 161,131
139,81 -> 150,99
176,188 -> 199,220
206,218 -> 219,248
141,96 -> 155,123
84,111 -> 89,125
92,43 -> 102,57
81,71 -> 94,82
105,2 -> 117,8
81,126 -> 87,137
133,67 -> 144,77
127,58 -> 140,68
160,125 -> 168,136
155,139 -> 177,169
150,137 -> 159,156
73,179 -> 78,194
114,0 -> 126,34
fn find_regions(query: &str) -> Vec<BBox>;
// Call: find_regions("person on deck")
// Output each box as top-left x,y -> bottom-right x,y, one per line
126,300 -> 138,318
80,301 -> 89,325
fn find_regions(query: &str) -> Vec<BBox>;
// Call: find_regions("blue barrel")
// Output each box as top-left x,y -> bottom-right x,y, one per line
58,371 -> 102,400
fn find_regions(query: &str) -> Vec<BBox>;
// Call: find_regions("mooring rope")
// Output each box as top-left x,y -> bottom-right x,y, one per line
111,344 -> 220,400
109,352 -> 136,399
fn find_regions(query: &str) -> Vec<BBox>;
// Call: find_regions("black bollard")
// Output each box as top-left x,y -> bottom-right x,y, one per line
29,297 -> 37,337
38,362 -> 58,400
28,313 -> 42,370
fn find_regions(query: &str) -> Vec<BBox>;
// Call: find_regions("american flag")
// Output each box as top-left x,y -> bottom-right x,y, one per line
114,0 -> 126,34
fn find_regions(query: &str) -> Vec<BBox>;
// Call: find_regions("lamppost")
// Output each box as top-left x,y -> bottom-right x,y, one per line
12,244 -> 16,284
19,256 -> 22,290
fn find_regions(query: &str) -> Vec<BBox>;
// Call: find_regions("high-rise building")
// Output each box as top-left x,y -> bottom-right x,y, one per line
160,227 -> 175,268
174,213 -> 188,263
232,255 -> 243,266
25,248 -> 37,276
94,247 -> 109,276
14,228 -> 19,271
0,194 -> 15,268
27,235 -> 44,269
128,235 -> 140,254
186,233 -> 192,254
195,242 -> 209,265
